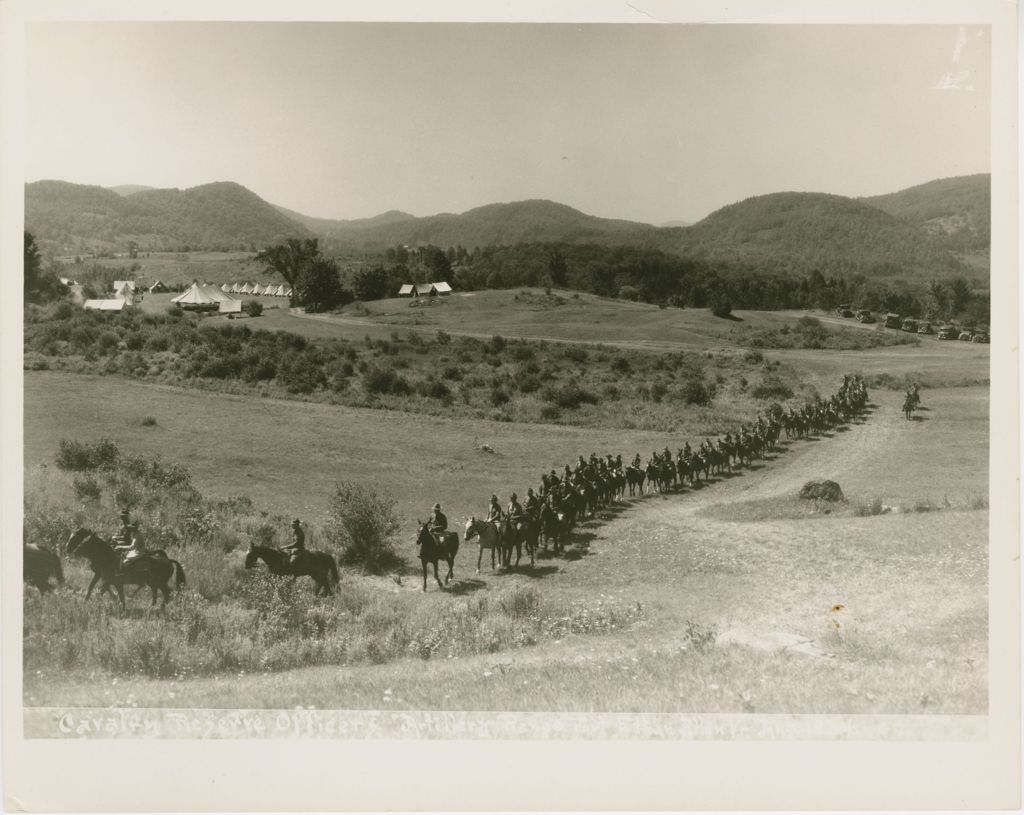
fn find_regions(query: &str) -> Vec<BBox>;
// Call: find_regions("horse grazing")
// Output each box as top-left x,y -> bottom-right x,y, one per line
24,544 -> 64,595
66,528 -> 186,609
415,523 -> 459,591
465,517 -> 501,573
244,544 -> 339,596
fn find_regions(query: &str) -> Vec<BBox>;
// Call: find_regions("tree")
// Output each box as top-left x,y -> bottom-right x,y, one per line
24,232 -> 64,304
927,281 -> 949,319
948,277 -> 972,316
294,256 -> 350,313
548,249 -> 568,287
352,266 -> 391,301
254,238 -> 323,302
709,290 -> 733,319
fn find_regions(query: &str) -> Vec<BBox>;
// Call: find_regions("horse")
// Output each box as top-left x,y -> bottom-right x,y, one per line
625,466 -> 645,497
244,544 -> 339,596
465,517 -> 501,573
66,527 -> 186,609
415,523 -> 459,591
500,515 -> 537,569
538,502 -> 568,554
903,394 -> 916,420
24,544 -> 64,595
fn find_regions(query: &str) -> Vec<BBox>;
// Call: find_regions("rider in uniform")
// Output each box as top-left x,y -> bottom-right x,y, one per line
506,493 -> 526,533
524,487 -> 542,516
112,507 -> 133,549
631,453 -> 641,469
486,494 -> 503,530
113,522 -> 144,564
427,503 -> 448,546
282,519 -> 306,566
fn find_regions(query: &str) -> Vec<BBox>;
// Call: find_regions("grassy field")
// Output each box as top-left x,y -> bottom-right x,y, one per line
23,370 -> 988,713
22,288 -> 990,715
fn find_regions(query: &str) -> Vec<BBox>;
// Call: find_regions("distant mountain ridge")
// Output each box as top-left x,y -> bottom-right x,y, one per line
26,174 -> 987,281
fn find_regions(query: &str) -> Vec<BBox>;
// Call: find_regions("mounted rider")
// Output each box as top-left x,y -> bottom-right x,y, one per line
486,494 -> 504,532
426,503 -> 448,546
506,493 -> 526,533
282,518 -> 306,565
113,522 -> 145,564
631,453 -> 641,469
112,507 -> 133,549
524,487 -> 542,516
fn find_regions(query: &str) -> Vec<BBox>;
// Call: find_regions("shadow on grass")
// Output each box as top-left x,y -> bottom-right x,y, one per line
910,415 -> 928,422
507,564 -> 561,579
445,578 -> 487,595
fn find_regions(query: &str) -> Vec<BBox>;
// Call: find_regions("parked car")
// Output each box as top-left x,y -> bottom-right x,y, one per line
901,318 -> 919,333
937,325 -> 959,340
835,303 -> 852,316
917,322 -> 933,335
971,331 -> 990,344
856,309 -> 874,323
884,313 -> 902,329
958,330 -> 974,341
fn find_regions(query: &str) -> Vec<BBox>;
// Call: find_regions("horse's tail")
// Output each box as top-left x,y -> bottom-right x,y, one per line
53,554 -> 65,586
328,555 -> 339,587
172,559 -> 187,587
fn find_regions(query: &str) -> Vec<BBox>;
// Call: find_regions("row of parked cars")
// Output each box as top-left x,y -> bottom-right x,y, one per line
837,304 -> 989,343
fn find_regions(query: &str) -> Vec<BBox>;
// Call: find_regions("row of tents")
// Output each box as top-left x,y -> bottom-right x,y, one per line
222,282 -> 292,297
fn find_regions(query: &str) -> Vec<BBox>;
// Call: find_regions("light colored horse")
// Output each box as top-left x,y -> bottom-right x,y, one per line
464,517 -> 501,574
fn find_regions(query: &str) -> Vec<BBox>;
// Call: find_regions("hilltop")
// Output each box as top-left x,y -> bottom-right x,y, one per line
26,180 -> 310,254
653,191 -> 968,279
860,173 -> 990,253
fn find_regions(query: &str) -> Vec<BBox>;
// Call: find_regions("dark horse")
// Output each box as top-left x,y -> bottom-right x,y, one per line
24,544 -> 64,595
415,523 -> 459,591
244,544 -> 339,596
66,528 -> 186,609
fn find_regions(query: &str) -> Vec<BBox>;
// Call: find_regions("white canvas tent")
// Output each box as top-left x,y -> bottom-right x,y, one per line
149,280 -> 168,293
83,299 -> 127,312
398,284 -> 414,297
221,283 -> 232,293
284,288 -> 293,298
240,283 -> 254,294
112,280 -> 136,293
172,281 -> 221,309
432,281 -> 452,295
230,282 -> 243,294
218,298 -> 243,314
252,284 -> 265,295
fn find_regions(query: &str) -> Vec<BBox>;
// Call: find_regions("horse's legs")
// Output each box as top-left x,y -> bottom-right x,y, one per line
476,546 -> 482,574
150,584 -> 159,607
422,561 -> 428,592
433,561 -> 443,590
115,584 -> 126,610
160,584 -> 170,608
85,573 -> 100,600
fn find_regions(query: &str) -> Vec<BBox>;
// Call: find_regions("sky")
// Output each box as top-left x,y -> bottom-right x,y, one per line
25,23 -> 990,224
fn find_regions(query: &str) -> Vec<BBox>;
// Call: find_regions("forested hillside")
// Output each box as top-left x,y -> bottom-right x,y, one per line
26,180 -> 310,254
860,174 -> 990,253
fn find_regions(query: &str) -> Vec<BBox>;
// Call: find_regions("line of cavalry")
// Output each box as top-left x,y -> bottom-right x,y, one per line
24,374 -> 871,601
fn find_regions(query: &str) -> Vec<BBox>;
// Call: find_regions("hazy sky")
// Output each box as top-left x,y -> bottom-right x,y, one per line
25,23 -> 990,224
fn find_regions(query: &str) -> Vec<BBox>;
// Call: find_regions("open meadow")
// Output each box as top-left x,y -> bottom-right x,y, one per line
22,292 -> 990,716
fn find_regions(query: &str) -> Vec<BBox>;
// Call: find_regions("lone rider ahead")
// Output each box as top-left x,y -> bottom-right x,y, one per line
427,503 -> 448,546
282,519 -> 306,565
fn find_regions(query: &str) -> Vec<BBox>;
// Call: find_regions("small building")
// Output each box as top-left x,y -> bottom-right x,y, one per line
398,284 -> 415,297
149,280 -> 169,293
432,281 -> 452,296
83,299 -> 128,312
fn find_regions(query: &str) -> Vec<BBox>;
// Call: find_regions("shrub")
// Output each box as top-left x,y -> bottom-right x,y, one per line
798,480 -> 845,502
436,330 -> 451,346
327,482 -> 403,573
363,365 -> 411,396
743,349 -> 764,364
72,476 -> 102,502
542,384 -> 598,410
563,346 -> 588,364
611,356 -> 632,375
489,335 -> 506,353
278,351 -> 326,394
56,438 -> 120,471
140,415 -> 158,427
618,285 -> 640,301
681,379 -> 714,406
709,294 -> 732,319
751,375 -> 794,400
244,301 -> 264,317
490,387 -> 511,406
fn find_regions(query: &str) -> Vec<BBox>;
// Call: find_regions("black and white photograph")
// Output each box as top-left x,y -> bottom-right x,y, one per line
2,1 -> 1018,811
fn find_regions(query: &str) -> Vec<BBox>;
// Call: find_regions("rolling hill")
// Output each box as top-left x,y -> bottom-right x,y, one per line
26,180 -> 311,254
860,173 -> 990,253
26,177 -> 984,282
652,191 -> 969,279
108,184 -> 156,197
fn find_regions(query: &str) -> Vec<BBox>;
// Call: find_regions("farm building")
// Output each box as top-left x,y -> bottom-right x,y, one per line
112,280 -> 136,293
83,299 -> 128,312
149,280 -> 169,293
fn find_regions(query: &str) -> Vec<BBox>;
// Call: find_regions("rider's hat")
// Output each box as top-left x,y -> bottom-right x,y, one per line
433,503 -> 441,511
510,492 -> 518,500
292,518 -> 301,526
490,494 -> 498,502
